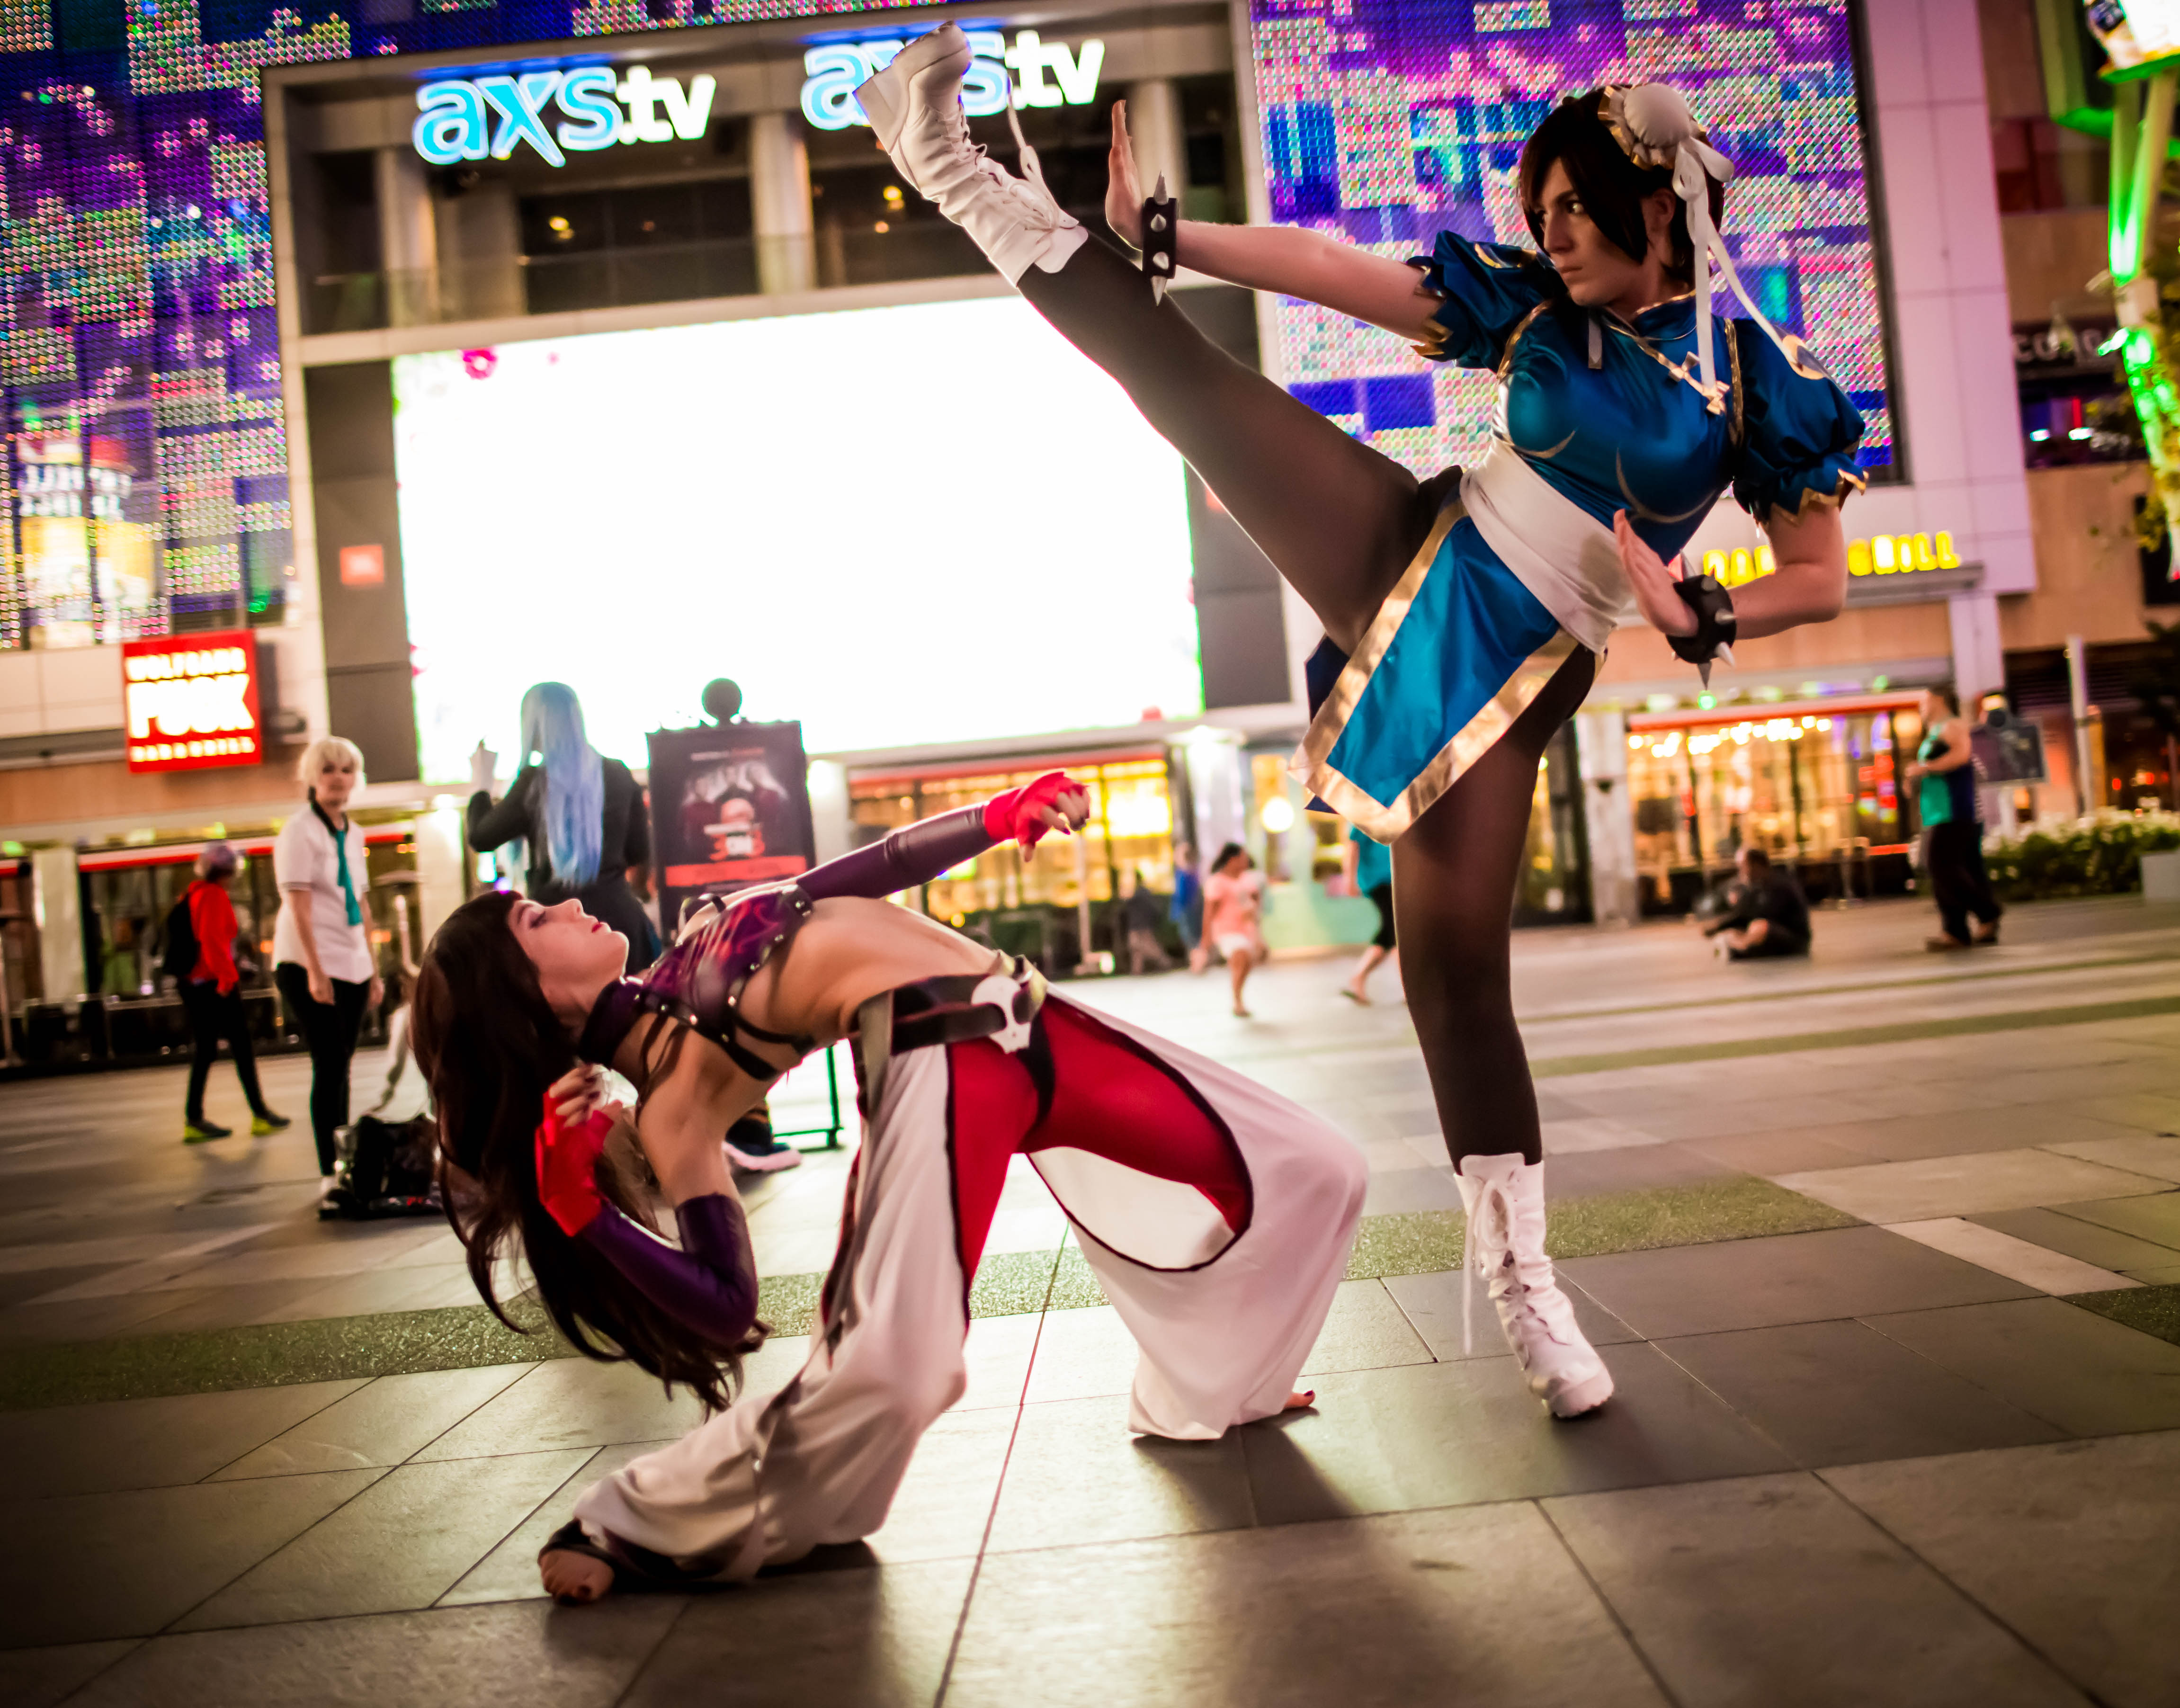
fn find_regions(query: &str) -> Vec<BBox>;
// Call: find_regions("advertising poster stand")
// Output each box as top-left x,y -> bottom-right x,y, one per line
645,718 -> 840,1149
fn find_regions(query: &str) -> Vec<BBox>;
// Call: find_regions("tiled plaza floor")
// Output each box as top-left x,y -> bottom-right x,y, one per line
2,896 -> 2178,1705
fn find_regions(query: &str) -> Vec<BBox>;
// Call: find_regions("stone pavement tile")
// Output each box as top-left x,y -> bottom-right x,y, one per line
1681,1130 -> 1873,1175
1831,1105 -> 2149,1163
1861,1299 -> 2180,1437
0,1264 -> 129,1308
985,1396 -> 1251,1554
256,1263 -> 489,1323
1543,1117 -> 1671,1155
1776,1151 -> 2170,1224
1383,1270 -> 1638,1361
212,1366 -> 533,1479
0,1380 -> 367,1498
1970,1207 -> 2180,1273
67,1597 -> 682,1708
0,1640 -> 141,1708
1885,1217 -> 2138,1295
1543,1144 -> 1735,1201
954,1311 -> 1039,1413
1559,1226 -> 2034,1340
1300,1279 -> 1433,1375
119,1282 -> 362,1335
177,1448 -> 592,1629
1242,1342 -> 1785,1525
1,1470 -> 379,1646
862,1405 -> 1016,1565
1544,1472 -> 2087,1708
2077,1092 -> 2180,1134
1605,1098 -> 1832,1144
0,1292 -> 200,1345
411,1357 -> 706,1460
2047,1190 -> 2180,1251
1023,1304 -> 1146,1405
1360,1164 -> 1463,1215
1655,1320 -> 2065,1467
947,1502 -> 1666,1708
2042,1135 -> 2180,1184
1825,1432 -> 2180,1708
2130,1263 -> 2180,1284
621,1559 -> 971,1708
440,1441 -> 666,1606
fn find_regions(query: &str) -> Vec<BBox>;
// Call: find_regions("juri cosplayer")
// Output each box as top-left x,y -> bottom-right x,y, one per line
415,775 -> 1365,1599
860,33 -> 1865,1416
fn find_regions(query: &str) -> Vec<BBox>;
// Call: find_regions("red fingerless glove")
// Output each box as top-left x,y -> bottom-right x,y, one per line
983,771 -> 1079,850
535,1091 -> 613,1236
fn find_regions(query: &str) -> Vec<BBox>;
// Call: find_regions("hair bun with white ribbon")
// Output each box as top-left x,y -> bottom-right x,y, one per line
1595,83 -> 1816,408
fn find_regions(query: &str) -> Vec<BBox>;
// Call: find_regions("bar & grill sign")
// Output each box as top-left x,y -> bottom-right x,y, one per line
122,630 -> 263,773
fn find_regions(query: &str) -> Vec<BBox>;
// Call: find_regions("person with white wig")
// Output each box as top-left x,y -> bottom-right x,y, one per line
861,43 -> 1868,1419
274,735 -> 380,1193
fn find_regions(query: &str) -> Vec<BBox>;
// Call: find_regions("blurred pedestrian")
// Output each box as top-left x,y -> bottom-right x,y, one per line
1120,864 -> 1174,975
1170,842 -> 1206,974
176,841 -> 289,1143
1907,684 -> 2001,950
468,682 -> 661,974
1203,842 -> 1267,1017
1700,846 -> 1810,960
275,736 -> 381,1198
1340,822 -> 1397,1005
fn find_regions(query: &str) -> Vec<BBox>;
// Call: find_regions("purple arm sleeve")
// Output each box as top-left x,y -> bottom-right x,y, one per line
577,1192 -> 759,1348
799,805 -> 996,903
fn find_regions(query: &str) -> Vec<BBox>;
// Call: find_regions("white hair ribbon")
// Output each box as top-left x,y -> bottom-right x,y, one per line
1603,84 -> 1805,407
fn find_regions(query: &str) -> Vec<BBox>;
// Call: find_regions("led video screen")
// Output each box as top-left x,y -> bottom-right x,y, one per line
392,295 -> 1200,778
1249,0 -> 1898,479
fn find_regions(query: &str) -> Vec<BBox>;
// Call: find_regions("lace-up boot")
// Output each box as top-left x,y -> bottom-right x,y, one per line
1456,1152 -> 1614,1418
856,24 -> 1086,284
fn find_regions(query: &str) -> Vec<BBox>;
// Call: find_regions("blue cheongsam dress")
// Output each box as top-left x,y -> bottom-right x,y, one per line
1297,234 -> 1867,842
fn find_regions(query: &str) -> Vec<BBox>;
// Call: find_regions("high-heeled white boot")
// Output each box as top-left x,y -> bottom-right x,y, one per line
1456,1152 -> 1614,1418
856,24 -> 1087,284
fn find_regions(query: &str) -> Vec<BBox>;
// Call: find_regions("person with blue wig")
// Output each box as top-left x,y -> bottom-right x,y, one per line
468,684 -> 659,974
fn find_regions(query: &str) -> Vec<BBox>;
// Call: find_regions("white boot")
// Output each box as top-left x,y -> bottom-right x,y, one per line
1456,1152 -> 1614,1418
856,24 -> 1086,285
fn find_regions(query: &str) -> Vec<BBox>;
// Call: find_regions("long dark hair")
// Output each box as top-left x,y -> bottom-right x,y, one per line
1518,90 -> 1725,288
411,890 -> 761,1412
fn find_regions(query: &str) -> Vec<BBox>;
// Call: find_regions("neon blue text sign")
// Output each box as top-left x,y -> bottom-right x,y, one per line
414,65 -> 718,168
800,30 -> 1106,131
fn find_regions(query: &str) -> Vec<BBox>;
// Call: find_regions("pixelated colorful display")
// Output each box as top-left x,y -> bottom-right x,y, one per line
0,0 -> 1893,656
1249,0 -> 1896,480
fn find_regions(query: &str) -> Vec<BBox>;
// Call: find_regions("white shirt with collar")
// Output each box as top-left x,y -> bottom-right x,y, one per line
272,805 -> 375,985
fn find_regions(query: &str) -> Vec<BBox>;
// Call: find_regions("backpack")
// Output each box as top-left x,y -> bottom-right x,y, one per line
324,1116 -> 441,1219
160,890 -> 199,984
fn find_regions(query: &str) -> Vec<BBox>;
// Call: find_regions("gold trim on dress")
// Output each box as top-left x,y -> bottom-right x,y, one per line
1767,467 -> 1868,528
1300,630 -> 1582,844
1616,449 -> 1715,525
1496,302 -> 1551,379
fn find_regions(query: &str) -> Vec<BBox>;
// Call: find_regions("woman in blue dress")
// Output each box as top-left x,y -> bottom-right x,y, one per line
865,34 -> 1865,1420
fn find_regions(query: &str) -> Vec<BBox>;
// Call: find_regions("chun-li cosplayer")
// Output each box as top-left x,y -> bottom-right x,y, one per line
413,773 -> 1365,1600
861,32 -> 1866,1418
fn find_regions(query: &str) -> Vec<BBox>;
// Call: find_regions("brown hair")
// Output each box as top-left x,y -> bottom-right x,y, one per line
1518,89 -> 1725,286
411,890 -> 762,1411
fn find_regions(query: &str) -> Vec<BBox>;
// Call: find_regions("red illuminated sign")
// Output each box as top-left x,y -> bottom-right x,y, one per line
121,629 -> 264,774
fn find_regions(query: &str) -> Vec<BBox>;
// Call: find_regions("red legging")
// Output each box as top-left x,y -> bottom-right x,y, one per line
942,1000 -> 1251,1283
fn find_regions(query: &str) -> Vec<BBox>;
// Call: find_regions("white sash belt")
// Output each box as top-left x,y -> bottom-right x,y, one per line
1458,438 -> 1634,657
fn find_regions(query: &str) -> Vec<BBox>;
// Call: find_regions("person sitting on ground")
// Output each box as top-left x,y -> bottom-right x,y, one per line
1119,864 -> 1174,975
1701,845 -> 1810,961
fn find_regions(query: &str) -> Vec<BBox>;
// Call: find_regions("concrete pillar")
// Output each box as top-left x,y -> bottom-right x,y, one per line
411,805 -> 466,946
1945,591 -> 2005,708
750,112 -> 816,297
1574,709 -> 1640,926
32,847 -> 84,1002
1126,78 -> 1184,202
2066,633 -> 2093,817
375,146 -> 438,326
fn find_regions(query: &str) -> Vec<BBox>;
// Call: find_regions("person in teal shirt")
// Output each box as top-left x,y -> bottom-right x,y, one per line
1908,686 -> 2001,949
1343,822 -> 1397,1005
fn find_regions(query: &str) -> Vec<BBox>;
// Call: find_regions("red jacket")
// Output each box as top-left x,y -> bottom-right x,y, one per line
188,880 -> 241,995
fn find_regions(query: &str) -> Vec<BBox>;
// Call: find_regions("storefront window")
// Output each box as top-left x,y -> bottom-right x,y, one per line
849,757 -> 1176,965
1626,701 -> 1915,911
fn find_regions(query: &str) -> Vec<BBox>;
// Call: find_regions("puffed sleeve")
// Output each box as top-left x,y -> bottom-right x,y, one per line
1731,321 -> 1868,524
1406,233 -> 1558,367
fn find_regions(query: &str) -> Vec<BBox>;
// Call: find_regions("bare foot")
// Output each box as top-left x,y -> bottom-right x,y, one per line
540,1547 -> 614,1605
1233,1005 -> 1252,1019
1284,1388 -> 1314,1411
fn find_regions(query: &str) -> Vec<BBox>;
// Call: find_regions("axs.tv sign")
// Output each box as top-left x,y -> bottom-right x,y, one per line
801,30 -> 1105,130
413,64 -> 715,169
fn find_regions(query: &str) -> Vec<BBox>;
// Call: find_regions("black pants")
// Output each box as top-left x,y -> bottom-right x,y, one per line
181,981 -> 271,1123
1365,883 -> 1397,951
276,963 -> 370,1174
1021,236 -> 1592,1164
1925,822 -> 2001,943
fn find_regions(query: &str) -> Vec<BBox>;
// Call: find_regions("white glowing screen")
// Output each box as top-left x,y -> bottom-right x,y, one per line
393,295 -> 1200,782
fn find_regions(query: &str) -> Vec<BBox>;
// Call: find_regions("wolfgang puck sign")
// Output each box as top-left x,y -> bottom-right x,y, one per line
121,630 -> 263,773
